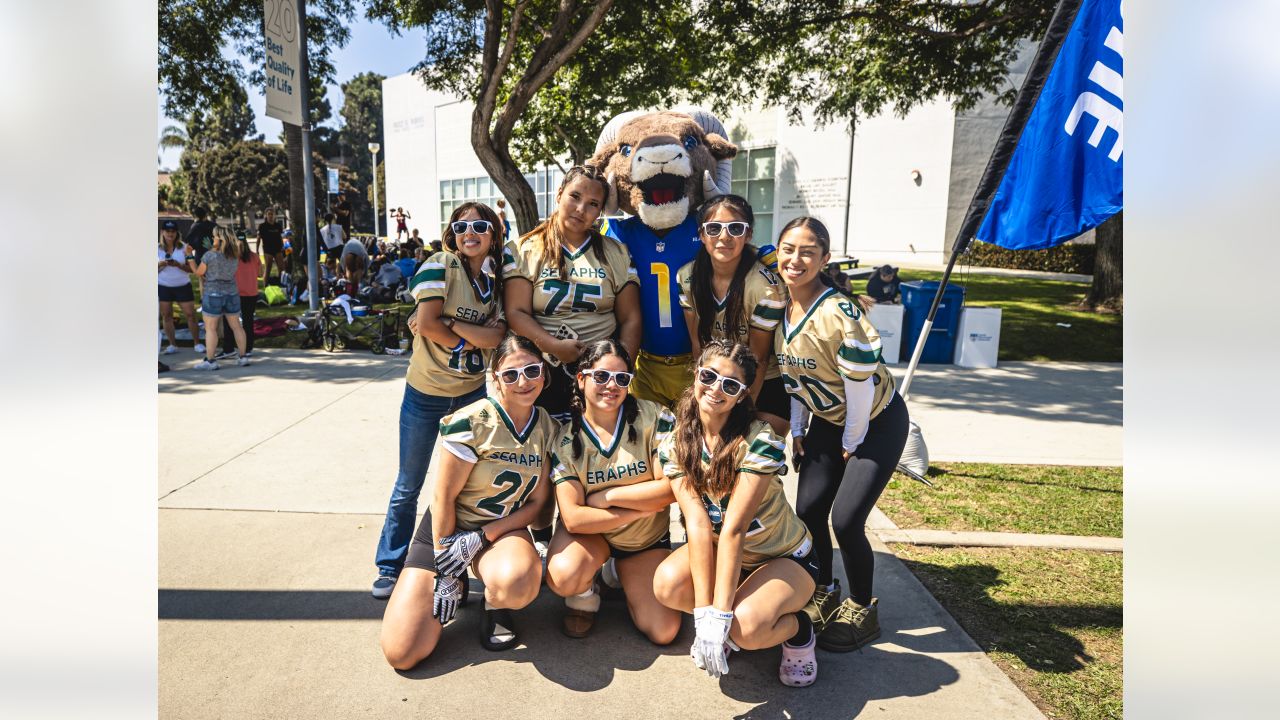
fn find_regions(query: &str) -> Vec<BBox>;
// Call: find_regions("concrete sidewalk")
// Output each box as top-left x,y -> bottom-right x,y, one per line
157,349 -> 1117,719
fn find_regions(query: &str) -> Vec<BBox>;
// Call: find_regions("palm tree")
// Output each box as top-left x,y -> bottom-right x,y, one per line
159,124 -> 188,151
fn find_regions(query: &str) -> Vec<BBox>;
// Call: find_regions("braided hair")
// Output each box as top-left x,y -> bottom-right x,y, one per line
567,339 -> 640,460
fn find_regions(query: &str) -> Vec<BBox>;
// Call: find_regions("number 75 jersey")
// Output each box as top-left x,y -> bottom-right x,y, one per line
439,397 -> 562,532
774,287 -> 897,426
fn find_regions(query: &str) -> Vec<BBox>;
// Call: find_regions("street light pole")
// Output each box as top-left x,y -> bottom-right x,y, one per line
369,142 -> 381,241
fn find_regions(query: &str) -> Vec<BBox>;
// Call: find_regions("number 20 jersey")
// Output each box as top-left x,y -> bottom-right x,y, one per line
503,230 -> 638,345
438,397 -> 561,532
774,287 -> 897,426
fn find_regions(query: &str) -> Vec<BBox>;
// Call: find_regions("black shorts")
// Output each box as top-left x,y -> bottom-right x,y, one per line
785,545 -> 822,586
756,376 -> 790,419
404,510 -> 533,573
261,237 -> 284,256
610,533 -> 672,561
534,361 -> 577,424
158,284 -> 195,303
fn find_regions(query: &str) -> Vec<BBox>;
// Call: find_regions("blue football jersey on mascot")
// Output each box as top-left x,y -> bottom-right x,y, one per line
604,214 -> 701,356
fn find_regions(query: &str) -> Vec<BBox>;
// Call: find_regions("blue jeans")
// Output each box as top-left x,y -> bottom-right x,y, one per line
374,383 -> 486,578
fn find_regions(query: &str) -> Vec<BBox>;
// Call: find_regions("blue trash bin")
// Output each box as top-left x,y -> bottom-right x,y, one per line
899,281 -> 966,364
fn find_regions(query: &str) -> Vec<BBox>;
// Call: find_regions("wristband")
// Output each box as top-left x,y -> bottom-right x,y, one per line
450,337 -> 466,353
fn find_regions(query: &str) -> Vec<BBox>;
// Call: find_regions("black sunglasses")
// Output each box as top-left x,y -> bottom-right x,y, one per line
701,221 -> 751,238
498,362 -> 544,385
696,366 -> 745,397
451,219 -> 493,235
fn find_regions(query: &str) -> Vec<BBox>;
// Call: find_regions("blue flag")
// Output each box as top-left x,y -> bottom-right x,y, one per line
974,0 -> 1123,251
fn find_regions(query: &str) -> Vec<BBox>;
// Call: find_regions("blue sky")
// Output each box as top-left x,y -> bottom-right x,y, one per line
157,15 -> 427,170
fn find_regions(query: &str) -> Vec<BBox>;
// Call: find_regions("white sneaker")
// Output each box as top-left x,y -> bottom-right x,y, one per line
161,345 -> 178,355
237,356 -> 251,367
194,343 -> 206,353
194,359 -> 219,371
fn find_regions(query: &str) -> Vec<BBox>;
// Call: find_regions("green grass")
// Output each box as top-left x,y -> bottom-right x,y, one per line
893,545 -> 1122,720
879,463 -> 1122,537
901,269 -> 1121,362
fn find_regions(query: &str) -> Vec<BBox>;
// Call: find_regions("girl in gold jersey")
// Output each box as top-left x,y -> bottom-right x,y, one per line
653,341 -> 821,687
545,340 -> 682,645
371,203 -> 508,600
775,217 -> 909,655
381,336 -> 557,668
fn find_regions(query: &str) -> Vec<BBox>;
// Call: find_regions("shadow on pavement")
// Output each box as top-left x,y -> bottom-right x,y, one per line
900,363 -> 1121,426
158,350 -> 405,395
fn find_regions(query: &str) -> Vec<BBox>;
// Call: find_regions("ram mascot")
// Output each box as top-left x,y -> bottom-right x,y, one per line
590,108 -> 737,406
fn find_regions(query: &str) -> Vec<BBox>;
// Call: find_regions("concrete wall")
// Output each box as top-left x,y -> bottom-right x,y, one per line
383,73 -> 441,240
849,99 -> 957,267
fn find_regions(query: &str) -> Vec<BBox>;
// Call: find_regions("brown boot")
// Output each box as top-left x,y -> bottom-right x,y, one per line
562,585 -> 600,639
802,579 -> 843,633
817,597 -> 880,652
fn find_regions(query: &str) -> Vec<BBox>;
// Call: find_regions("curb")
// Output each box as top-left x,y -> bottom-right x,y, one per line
875,527 -> 1122,552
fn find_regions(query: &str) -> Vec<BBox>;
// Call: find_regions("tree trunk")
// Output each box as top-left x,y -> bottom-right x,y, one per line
473,117 -> 541,238
284,123 -> 306,235
1086,210 -> 1122,309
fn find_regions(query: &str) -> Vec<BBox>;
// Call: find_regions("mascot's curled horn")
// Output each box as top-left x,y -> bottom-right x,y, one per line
588,108 -> 738,407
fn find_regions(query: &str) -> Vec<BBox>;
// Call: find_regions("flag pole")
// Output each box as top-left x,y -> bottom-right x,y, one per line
898,0 -> 1083,399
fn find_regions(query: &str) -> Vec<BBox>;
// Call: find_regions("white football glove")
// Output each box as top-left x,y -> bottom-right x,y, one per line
432,575 -> 464,624
435,529 -> 488,578
691,606 -> 734,678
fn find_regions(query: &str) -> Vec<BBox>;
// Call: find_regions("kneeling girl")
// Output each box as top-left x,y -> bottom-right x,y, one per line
380,336 -> 560,668
652,340 -> 821,687
545,339 -> 682,645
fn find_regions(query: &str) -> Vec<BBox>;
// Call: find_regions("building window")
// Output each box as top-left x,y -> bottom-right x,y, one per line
731,146 -> 776,247
440,176 -> 505,235
524,167 -> 564,220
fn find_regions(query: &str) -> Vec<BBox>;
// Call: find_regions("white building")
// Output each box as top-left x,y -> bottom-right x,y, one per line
382,49 -> 1042,268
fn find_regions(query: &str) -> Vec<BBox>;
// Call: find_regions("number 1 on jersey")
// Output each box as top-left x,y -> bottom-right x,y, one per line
650,262 -> 672,328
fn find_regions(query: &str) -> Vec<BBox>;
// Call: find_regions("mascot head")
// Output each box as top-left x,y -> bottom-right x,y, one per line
590,109 -> 738,230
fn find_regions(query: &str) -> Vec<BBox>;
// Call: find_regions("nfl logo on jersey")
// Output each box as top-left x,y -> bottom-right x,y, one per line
655,242 -> 665,253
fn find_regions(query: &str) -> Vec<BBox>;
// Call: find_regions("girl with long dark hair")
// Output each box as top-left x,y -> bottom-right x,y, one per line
380,335 -> 560,666
157,220 -> 202,356
502,165 -> 643,424
652,340 -> 820,686
773,217 -> 909,653
371,202 -> 508,600
677,194 -> 789,434
544,340 -> 681,644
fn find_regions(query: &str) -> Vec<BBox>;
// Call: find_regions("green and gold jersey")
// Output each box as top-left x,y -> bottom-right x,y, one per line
774,287 -> 896,426
438,397 -> 561,532
658,420 -> 811,569
405,251 -> 500,397
502,230 -> 638,345
676,258 -> 786,379
549,398 -> 676,552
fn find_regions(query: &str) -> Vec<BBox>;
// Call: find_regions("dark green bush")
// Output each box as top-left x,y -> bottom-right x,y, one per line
963,241 -> 1095,274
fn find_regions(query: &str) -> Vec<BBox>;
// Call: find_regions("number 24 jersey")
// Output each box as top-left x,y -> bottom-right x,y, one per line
438,397 -> 561,532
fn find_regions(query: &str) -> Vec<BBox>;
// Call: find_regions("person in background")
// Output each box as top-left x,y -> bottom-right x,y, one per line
340,237 -> 370,292
392,207 -> 412,243
335,191 -> 353,239
404,228 -> 423,255
320,213 -> 345,275
257,207 -> 286,282
429,239 -> 443,255
185,207 -> 216,264
218,234 -> 262,361
866,265 -> 901,304
158,219 -> 204,355
192,227 -> 250,370
496,198 -> 512,238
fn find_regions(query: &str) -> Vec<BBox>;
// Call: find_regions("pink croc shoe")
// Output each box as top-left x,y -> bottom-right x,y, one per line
779,637 -> 818,687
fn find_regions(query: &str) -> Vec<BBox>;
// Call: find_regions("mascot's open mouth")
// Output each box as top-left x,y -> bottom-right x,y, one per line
637,173 -> 688,207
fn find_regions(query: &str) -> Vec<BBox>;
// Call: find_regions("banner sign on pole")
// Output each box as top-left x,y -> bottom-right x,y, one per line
974,0 -> 1123,250
327,168 -> 339,194
263,0 -> 303,125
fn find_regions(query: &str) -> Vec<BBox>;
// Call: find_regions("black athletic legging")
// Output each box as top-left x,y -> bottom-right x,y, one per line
795,391 -> 909,605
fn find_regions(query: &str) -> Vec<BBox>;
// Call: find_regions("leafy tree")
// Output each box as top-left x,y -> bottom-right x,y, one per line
697,0 -> 1056,124
336,71 -> 386,232
187,141 -> 292,226
159,0 -> 355,233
